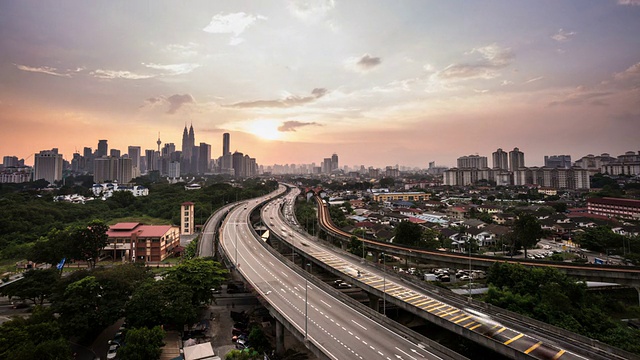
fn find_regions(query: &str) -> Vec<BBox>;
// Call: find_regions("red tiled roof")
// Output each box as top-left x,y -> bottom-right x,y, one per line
182,202 -> 195,205
107,223 -> 174,238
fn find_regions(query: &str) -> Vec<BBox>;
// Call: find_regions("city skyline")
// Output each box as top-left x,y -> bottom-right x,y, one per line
1,1 -> 639,168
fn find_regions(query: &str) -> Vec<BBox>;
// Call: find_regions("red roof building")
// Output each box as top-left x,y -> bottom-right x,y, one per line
104,222 -> 180,262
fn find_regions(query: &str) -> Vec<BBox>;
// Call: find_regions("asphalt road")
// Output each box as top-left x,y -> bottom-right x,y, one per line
220,186 -> 457,360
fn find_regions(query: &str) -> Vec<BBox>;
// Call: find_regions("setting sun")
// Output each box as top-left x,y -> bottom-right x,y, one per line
247,119 -> 282,141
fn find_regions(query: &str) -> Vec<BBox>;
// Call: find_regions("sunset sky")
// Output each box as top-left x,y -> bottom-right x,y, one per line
1,0 -> 639,168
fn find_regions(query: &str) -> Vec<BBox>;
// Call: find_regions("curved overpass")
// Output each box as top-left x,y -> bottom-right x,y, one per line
216,185 -> 465,360
314,196 -> 640,287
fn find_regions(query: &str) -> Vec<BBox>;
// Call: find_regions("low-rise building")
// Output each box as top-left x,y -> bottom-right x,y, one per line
372,192 -> 430,203
587,197 -> 640,220
104,222 -> 180,262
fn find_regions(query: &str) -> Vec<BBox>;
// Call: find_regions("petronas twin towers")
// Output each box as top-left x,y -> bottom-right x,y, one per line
181,124 -> 195,162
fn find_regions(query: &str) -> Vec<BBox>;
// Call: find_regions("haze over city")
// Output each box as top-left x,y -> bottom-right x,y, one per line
1,0 -> 639,168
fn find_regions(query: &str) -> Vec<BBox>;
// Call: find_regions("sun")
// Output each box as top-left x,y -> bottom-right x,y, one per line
247,119 -> 281,141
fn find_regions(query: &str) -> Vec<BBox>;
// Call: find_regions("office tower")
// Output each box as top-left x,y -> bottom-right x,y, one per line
509,147 -> 525,171
457,155 -> 488,169
544,155 -> 572,169
331,153 -> 339,171
34,149 -> 63,184
199,143 -> 211,174
128,146 -> 141,170
116,157 -> 133,183
492,148 -> 508,170
223,133 -> 230,156
110,149 -> 121,158
83,147 -> 92,158
145,149 -> 157,172
168,161 -> 180,178
97,140 -> 108,157
322,158 -> 332,173
232,151 -> 244,178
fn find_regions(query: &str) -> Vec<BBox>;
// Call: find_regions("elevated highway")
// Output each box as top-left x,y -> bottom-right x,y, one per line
262,185 -> 638,360
211,185 -> 465,360
314,196 -> 640,287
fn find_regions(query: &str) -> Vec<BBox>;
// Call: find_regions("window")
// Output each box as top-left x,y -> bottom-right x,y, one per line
184,211 -> 189,216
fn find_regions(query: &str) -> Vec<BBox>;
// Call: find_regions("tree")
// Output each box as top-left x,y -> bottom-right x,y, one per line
379,177 -> 394,188
68,220 -> 109,269
0,307 -> 71,360
29,229 -> 69,266
165,258 -> 228,306
347,236 -> 364,258
394,221 -> 423,247
512,213 -> 542,258
0,268 -> 59,305
248,326 -> 271,354
573,226 -> 626,254
124,278 -> 197,329
225,349 -> 261,360
117,326 -> 165,360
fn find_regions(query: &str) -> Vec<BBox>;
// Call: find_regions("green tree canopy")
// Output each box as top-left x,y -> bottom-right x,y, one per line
512,213 -> 542,258
165,258 -> 228,306
117,326 -> 165,360
67,219 -> 109,269
0,307 -> 71,360
0,268 -> 59,305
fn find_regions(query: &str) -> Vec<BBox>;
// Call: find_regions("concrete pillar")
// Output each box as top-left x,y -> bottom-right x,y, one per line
636,287 -> 640,307
372,251 -> 379,264
275,319 -> 285,355
368,293 -> 380,312
340,241 -> 347,250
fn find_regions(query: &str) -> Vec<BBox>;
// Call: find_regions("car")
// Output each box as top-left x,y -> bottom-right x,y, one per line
109,331 -> 123,346
211,288 -> 222,294
106,344 -> 118,359
337,282 -> 352,289
459,275 -> 471,281
334,279 -> 344,286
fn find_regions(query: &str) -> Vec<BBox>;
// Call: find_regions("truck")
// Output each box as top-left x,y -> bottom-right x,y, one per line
424,273 -> 438,282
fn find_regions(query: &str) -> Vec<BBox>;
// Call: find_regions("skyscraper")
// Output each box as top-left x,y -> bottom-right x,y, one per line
34,149 -> 63,184
199,143 -> 211,174
223,133 -> 230,156
110,149 -> 121,158
181,124 -> 196,174
492,148 -> 508,170
509,147 -> 525,171
97,140 -> 108,157
331,153 -> 339,171
145,149 -> 157,172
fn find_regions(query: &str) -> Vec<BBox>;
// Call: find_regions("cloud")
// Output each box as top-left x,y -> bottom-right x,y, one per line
617,0 -> 640,5
227,88 -> 328,108
14,64 -> 71,77
346,54 -> 383,73
278,120 -> 320,132
524,76 -> 544,84
548,86 -> 612,107
288,0 -> 335,20
613,62 -> 640,81
435,44 -> 514,81
202,12 -> 266,45
166,94 -> 195,114
90,69 -> 153,80
145,97 -> 163,105
143,62 -> 200,75
164,43 -> 198,57
551,28 -> 577,42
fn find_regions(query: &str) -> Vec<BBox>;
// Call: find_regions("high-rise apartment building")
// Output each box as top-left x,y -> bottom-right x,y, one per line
3,156 -> 19,167
509,147 -> 525,171
232,151 -> 244,178
544,155 -> 572,169
34,149 -> 63,184
110,149 -> 121,158
492,148 -> 508,170
145,149 -> 157,172
457,155 -> 488,169
97,140 -> 108,157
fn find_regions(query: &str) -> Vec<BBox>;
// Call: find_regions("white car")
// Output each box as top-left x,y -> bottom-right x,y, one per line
107,344 -> 118,359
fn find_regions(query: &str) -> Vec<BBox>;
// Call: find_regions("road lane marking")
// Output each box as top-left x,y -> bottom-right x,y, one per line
454,316 -> 471,324
552,350 -> 566,359
504,333 -> 523,345
525,342 -> 542,354
496,327 -> 507,334
351,320 -> 367,330
469,324 -> 482,331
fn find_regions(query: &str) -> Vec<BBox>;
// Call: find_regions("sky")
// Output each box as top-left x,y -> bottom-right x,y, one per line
1,0 -> 639,169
